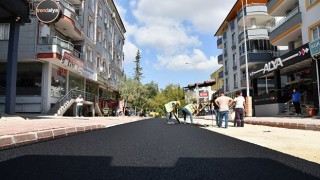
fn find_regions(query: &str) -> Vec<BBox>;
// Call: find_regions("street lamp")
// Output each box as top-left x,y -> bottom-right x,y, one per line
241,0 -> 253,117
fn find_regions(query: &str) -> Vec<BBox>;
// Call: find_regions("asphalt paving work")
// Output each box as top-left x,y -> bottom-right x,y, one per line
0,118 -> 319,180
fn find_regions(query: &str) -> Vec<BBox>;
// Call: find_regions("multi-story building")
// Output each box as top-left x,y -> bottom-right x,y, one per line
250,0 -> 320,116
210,66 -> 224,93
215,0 -> 278,98
184,80 -> 216,104
0,0 -> 126,116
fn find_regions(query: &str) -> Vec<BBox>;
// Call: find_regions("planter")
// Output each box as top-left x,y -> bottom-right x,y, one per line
307,108 -> 315,117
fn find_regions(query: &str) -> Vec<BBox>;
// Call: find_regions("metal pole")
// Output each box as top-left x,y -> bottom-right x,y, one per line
315,58 -> 320,115
241,0 -> 249,97
241,0 -> 252,116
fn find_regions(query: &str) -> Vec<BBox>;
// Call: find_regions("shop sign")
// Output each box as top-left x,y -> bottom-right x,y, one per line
97,75 -> 107,85
251,48 -> 309,76
61,52 -> 84,73
82,66 -> 95,81
199,92 -> 208,97
309,37 -> 320,57
263,58 -> 283,74
36,0 -> 61,24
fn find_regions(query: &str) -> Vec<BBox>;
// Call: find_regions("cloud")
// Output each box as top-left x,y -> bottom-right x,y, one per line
155,49 -> 221,72
134,25 -> 201,54
123,41 -> 139,65
133,0 -> 236,33
117,0 -> 235,73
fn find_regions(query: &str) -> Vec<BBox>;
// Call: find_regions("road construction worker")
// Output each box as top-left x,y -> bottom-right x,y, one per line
164,101 -> 181,124
181,100 -> 198,124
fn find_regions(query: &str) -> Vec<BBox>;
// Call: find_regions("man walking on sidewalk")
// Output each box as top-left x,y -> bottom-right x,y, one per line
292,89 -> 301,116
215,92 -> 233,128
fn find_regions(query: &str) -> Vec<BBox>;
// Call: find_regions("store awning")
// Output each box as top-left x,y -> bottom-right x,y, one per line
0,0 -> 30,23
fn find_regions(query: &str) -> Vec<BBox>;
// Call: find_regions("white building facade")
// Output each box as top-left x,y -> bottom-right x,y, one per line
215,0 -> 278,98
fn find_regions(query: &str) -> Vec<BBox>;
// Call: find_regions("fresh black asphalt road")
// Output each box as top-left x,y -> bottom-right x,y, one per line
0,118 -> 319,180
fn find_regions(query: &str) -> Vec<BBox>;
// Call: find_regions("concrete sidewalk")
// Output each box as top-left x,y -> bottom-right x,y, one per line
0,114 -> 149,150
195,115 -> 320,131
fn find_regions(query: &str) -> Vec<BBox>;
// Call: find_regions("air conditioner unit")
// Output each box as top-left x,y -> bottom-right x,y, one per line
112,12 -> 116,19
108,74 -> 111,79
99,66 -> 104,72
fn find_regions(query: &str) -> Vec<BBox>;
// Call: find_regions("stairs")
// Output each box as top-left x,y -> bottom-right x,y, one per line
47,99 -> 75,116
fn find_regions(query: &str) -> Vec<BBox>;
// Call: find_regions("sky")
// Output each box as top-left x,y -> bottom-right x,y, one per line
114,0 -> 237,89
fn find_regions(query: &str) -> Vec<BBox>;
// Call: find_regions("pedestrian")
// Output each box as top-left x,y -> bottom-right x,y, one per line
75,94 -> 84,117
233,91 -> 246,127
181,100 -> 198,124
164,101 -> 181,124
215,92 -> 233,128
292,88 -> 301,115
211,93 -> 220,126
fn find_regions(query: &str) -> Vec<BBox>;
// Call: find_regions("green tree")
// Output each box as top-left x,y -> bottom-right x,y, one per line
133,50 -> 143,82
118,75 -> 136,107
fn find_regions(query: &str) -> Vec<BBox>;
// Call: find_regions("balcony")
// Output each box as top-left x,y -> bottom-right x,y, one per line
267,0 -> 299,16
269,7 -> 302,46
217,37 -> 222,49
218,54 -> 223,64
237,4 -> 272,26
239,51 -> 273,69
37,36 -> 83,61
238,27 -> 269,43
55,0 -> 82,40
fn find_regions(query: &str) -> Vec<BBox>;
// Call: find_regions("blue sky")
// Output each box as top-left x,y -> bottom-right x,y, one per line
114,0 -> 236,89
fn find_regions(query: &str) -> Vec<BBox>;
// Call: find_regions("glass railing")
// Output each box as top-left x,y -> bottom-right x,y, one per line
51,36 -> 74,51
269,6 -> 300,32
59,0 -> 80,22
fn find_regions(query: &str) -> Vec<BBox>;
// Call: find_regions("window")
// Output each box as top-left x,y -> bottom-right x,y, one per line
225,61 -> 228,72
225,78 -> 229,91
310,0 -> 317,5
86,46 -> 93,62
97,27 -> 102,43
98,3 -> 102,18
312,25 -> 320,40
231,33 -> 235,46
306,0 -> 320,10
88,16 -> 94,40
234,73 -> 238,88
96,55 -> 101,68
0,24 -> 10,40
233,53 -> 237,68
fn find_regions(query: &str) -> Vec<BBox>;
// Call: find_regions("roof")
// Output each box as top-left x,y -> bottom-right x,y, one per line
185,79 -> 216,89
214,0 -> 267,36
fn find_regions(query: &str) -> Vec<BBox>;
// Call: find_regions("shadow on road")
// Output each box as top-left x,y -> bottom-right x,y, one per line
0,155 -> 319,180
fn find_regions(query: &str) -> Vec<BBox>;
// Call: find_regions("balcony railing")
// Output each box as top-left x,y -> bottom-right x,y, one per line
59,0 -> 80,22
269,6 -> 300,32
40,36 -> 83,60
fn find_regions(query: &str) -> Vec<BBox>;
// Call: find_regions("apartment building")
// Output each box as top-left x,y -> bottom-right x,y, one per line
215,0 -> 278,98
251,0 -> 320,116
210,66 -> 224,93
0,0 -> 126,115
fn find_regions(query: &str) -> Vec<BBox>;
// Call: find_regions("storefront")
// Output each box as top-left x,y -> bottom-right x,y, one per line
251,43 -> 319,116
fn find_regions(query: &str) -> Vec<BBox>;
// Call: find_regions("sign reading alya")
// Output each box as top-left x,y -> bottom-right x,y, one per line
263,58 -> 283,74
36,0 -> 61,24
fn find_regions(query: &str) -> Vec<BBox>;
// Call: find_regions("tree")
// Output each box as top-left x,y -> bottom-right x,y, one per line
118,75 -> 137,108
133,50 -> 143,83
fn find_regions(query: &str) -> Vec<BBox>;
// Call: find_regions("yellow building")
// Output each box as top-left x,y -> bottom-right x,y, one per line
210,66 -> 224,93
